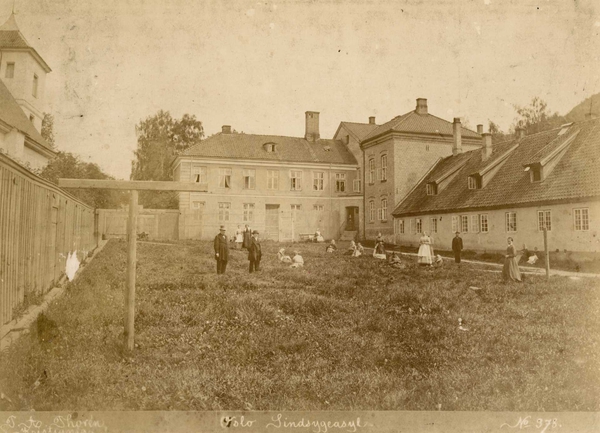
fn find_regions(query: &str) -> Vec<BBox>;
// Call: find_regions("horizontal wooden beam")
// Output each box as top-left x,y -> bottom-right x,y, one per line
58,179 -> 208,192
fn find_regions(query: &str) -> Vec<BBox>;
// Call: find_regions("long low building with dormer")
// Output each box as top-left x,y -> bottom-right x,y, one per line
391,117 -> 600,254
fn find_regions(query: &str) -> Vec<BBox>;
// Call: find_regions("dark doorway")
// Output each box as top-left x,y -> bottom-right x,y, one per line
346,206 -> 358,231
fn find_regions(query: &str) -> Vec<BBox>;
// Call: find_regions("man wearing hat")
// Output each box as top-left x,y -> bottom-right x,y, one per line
452,231 -> 463,264
214,225 -> 230,274
248,230 -> 262,273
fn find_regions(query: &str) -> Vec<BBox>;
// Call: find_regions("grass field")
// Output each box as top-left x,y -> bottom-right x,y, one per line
1,239 -> 599,411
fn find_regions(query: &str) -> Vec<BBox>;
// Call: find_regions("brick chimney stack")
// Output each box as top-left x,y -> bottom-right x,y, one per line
305,111 -> 320,141
369,116 -> 376,125
222,125 -> 232,134
515,127 -> 525,139
477,124 -> 484,134
452,118 -> 462,156
481,133 -> 493,161
416,98 -> 428,115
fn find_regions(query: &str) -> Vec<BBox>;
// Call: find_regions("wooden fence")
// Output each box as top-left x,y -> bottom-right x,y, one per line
0,153 -> 96,326
97,207 -> 179,241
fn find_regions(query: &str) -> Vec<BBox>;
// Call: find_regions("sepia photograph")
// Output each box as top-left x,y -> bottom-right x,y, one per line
0,0 -> 599,431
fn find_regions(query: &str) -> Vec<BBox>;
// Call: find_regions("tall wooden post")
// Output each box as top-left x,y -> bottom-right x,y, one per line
125,190 -> 138,350
543,227 -> 550,280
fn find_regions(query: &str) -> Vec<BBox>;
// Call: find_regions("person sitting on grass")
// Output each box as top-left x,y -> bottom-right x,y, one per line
354,243 -> 365,257
326,239 -> 338,253
346,240 -> 357,255
388,252 -> 404,268
278,248 -> 292,263
434,254 -> 444,267
290,251 -> 304,268
314,229 -> 325,243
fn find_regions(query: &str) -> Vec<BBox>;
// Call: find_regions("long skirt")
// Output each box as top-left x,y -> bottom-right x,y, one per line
503,257 -> 522,282
417,244 -> 434,265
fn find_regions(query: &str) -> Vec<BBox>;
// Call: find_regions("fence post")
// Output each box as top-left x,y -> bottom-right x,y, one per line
543,227 -> 550,280
125,190 -> 138,350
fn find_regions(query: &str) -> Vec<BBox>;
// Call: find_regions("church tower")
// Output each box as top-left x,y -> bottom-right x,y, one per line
0,12 -> 51,132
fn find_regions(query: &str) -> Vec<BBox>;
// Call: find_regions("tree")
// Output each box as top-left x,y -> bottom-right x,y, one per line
41,112 -> 55,148
488,120 -> 509,144
39,151 -> 126,208
511,97 -> 566,135
131,111 -> 204,208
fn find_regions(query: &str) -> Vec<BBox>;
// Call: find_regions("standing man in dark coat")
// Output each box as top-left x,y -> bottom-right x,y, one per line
248,230 -> 262,273
214,225 -> 229,274
452,231 -> 463,264
242,224 -> 252,250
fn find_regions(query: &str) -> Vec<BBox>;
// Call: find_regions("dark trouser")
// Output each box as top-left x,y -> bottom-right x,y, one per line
249,259 -> 260,273
217,259 -> 228,274
454,251 -> 461,263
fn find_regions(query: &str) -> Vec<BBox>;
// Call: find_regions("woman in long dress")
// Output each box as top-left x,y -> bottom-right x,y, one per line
234,225 -> 243,249
417,232 -> 434,266
502,237 -> 522,282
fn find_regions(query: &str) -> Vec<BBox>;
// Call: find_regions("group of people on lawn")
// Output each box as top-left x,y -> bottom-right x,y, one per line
214,225 -> 523,282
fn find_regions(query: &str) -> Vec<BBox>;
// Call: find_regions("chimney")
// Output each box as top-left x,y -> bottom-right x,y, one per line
515,127 -> 525,139
305,111 -> 320,141
481,133 -> 493,161
452,117 -> 462,156
416,98 -> 428,115
222,125 -> 232,134
477,124 -> 484,134
369,116 -> 376,125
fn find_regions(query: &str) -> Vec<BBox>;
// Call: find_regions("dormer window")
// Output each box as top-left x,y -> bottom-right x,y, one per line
426,183 -> 437,195
263,143 -> 277,152
468,176 -> 481,190
531,167 -> 542,182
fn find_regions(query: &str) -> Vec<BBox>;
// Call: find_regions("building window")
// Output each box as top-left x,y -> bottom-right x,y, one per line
219,168 -> 232,189
313,172 -> 324,191
191,164 -> 207,183
264,143 -> 276,152
426,144 -> 430,151
380,198 -> 387,221
267,170 -> 279,190
471,215 -> 479,233
291,204 -> 301,219
218,202 -> 230,221
369,200 -> 375,222
461,215 -> 469,233
5,62 -> 14,78
243,169 -> 256,190
416,218 -> 422,234
452,216 -> 458,233
353,169 -> 361,192
468,176 -> 479,190
243,203 -> 255,222
480,214 -> 489,233
32,74 -> 38,98
574,208 -> 589,231
399,219 -> 405,234
335,173 -> 346,192
531,168 -> 542,182
505,212 -> 517,232
29,115 -> 35,123
191,201 -> 203,210
430,218 -> 437,233
538,210 -> 551,231
290,170 -> 302,190
381,155 -> 387,181
191,201 -> 203,220
369,159 -> 375,184
313,204 -> 324,211
426,183 -> 437,195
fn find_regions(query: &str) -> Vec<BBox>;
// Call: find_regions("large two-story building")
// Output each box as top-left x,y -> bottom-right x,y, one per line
173,112 -> 362,241
0,13 -> 55,169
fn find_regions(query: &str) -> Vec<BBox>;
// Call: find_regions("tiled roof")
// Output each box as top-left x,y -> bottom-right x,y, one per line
338,121 -> 379,141
392,119 -> 600,216
180,132 -> 359,166
0,78 -> 53,152
522,125 -> 579,166
363,110 -> 481,142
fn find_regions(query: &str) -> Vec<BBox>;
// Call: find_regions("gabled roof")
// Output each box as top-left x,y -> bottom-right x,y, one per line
392,118 -> 600,216
522,124 -> 579,166
0,14 -> 51,72
362,110 -> 481,142
179,132 -> 359,166
0,78 -> 54,154
336,121 -> 379,142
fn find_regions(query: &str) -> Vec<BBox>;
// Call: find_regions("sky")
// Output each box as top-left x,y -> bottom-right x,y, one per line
3,0 -> 600,179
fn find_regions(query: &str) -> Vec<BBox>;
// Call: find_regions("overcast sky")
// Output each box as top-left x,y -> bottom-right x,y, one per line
4,0 -> 599,179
